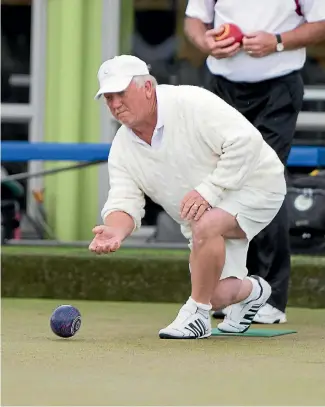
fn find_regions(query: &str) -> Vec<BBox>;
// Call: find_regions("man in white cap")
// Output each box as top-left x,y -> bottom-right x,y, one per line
89,54 -> 287,339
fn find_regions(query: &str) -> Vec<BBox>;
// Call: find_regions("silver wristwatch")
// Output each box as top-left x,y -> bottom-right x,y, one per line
275,34 -> 284,52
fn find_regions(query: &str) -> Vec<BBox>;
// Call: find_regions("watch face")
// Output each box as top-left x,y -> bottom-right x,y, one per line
277,43 -> 284,52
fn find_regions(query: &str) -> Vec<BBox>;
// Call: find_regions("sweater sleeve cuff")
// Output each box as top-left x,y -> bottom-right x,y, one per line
195,182 -> 224,207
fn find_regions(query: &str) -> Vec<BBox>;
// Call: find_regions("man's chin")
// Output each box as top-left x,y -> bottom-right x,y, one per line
117,117 -> 133,127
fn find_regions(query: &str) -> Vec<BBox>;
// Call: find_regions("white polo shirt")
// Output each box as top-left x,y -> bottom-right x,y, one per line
185,0 -> 325,82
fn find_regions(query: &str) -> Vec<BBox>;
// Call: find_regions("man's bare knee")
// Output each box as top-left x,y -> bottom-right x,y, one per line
191,210 -> 224,248
191,208 -> 246,245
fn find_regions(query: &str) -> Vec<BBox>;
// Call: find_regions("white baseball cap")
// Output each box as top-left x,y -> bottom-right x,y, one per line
94,55 -> 150,100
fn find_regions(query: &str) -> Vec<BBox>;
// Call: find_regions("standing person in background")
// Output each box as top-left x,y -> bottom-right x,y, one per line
184,0 -> 325,324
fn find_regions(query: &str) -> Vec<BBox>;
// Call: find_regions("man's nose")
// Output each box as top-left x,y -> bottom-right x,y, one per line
109,94 -> 122,109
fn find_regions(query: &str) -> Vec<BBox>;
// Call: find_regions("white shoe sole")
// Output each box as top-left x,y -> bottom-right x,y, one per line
253,314 -> 287,324
159,331 -> 211,339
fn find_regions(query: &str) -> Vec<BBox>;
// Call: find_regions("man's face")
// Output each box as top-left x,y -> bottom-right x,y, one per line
103,80 -> 154,127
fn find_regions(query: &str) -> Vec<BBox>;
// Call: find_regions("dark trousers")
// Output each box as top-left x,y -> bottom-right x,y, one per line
209,71 -> 304,312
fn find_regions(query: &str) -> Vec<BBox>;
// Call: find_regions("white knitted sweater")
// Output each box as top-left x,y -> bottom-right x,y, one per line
101,85 -> 285,239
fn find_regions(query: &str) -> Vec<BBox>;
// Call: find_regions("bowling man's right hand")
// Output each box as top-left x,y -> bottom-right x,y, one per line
89,225 -> 123,254
204,27 -> 241,59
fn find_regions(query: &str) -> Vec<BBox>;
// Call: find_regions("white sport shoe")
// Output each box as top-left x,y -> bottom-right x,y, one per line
217,276 -> 271,333
159,298 -> 212,339
253,303 -> 287,324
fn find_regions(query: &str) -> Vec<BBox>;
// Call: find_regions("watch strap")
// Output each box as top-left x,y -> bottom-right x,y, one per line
275,34 -> 282,44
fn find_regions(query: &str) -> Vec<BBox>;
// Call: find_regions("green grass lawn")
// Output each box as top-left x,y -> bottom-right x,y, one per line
2,298 -> 325,406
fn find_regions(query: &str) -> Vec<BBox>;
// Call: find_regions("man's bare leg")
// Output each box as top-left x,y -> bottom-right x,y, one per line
189,235 -> 225,305
189,209 -> 271,334
190,208 -> 246,305
210,277 -> 254,310
159,208 -> 243,339
159,209 -> 268,338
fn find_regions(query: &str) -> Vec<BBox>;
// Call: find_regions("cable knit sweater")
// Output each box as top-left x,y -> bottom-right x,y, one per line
101,84 -> 285,239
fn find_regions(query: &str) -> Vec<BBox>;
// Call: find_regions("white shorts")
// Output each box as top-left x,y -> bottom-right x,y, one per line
189,187 -> 285,281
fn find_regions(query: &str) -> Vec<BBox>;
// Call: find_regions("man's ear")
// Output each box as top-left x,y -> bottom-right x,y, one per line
144,80 -> 154,98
